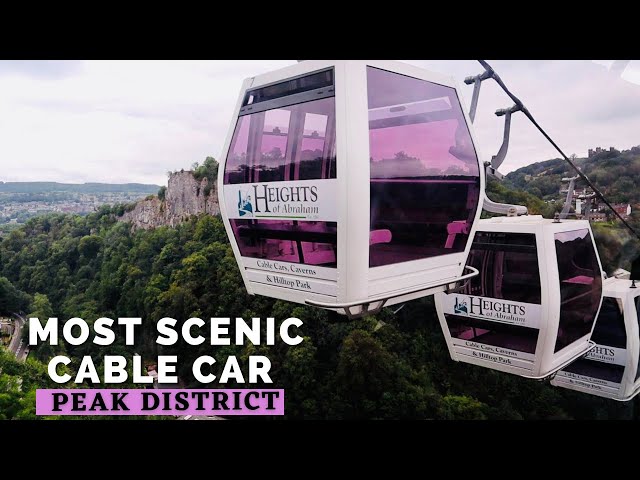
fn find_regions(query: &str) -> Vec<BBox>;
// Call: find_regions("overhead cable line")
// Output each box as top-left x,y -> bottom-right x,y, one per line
477,59 -> 640,243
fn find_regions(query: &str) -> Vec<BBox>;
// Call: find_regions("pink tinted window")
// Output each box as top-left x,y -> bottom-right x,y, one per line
258,109 -> 290,182
298,112 -> 328,180
369,120 -> 473,177
230,219 -> 337,267
564,297 -> 626,384
225,116 -> 251,184
367,66 -> 480,267
224,91 -> 337,267
224,97 -> 336,185
554,229 -> 603,352
465,232 -> 541,304
564,299 -> 625,383
444,232 -> 541,354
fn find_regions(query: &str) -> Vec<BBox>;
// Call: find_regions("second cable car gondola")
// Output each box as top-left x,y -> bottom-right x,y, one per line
217,60 -> 484,317
551,275 -> 640,401
434,215 -> 604,378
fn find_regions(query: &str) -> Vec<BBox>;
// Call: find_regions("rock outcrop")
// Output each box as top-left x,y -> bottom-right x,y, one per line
120,171 -> 219,231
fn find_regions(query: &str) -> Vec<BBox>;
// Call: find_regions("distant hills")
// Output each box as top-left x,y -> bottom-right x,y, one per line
0,182 -> 160,194
503,145 -> 640,205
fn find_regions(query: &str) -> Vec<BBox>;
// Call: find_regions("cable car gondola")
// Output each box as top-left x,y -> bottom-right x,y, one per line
217,60 -> 484,317
551,276 -> 640,400
435,215 -> 604,379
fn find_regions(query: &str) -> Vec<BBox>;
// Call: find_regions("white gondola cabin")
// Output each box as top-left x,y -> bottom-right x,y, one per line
218,61 -> 484,316
435,216 -> 604,378
551,276 -> 640,401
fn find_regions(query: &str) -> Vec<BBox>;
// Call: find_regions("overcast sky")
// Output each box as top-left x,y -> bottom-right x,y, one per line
1,60 -> 638,186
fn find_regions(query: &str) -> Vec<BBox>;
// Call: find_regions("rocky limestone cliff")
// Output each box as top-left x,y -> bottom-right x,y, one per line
120,171 -> 220,230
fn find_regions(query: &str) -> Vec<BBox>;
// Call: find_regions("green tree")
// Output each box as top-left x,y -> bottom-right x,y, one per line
78,235 -> 103,259
280,337 -> 319,418
438,395 -> 489,420
333,330 -> 394,418
192,156 -> 219,189
29,293 -> 54,320
0,276 -> 30,314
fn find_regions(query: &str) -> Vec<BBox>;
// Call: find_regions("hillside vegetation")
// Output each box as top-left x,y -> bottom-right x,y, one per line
490,147 -> 640,274
0,204 -> 637,419
504,146 -> 640,204
2,149 -> 640,419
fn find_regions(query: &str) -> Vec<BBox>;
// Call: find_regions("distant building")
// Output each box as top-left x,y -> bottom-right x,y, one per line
588,146 -> 617,158
590,212 -> 608,222
611,203 -> 632,219
593,202 -> 608,212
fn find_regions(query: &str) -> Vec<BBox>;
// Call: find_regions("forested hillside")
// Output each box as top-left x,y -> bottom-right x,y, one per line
489,146 -> 640,275
504,146 -> 640,204
0,204 -> 638,419
484,177 -> 640,276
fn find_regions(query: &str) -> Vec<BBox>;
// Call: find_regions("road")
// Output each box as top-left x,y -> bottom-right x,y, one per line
8,314 -> 28,361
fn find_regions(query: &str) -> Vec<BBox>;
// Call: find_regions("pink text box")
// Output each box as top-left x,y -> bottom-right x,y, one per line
36,389 -> 284,416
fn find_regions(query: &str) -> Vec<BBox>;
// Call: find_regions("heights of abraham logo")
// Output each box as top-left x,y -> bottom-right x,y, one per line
454,297 -> 468,315
238,190 -> 253,217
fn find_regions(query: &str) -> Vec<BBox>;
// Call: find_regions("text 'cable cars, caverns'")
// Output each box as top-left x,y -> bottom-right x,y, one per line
217,61 -> 484,317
